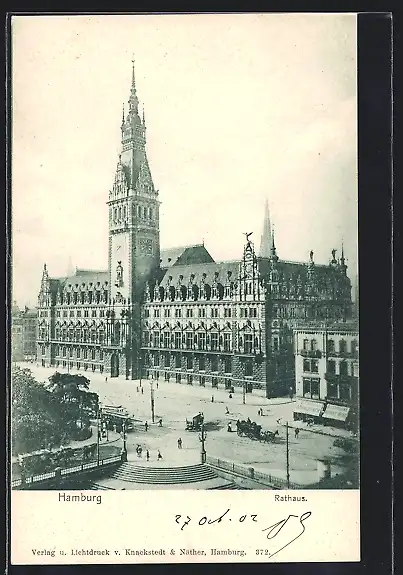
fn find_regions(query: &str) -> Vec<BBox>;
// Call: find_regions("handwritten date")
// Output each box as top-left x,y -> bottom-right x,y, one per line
175,509 -> 312,559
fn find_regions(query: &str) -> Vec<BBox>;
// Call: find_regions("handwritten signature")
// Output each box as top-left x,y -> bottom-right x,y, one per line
175,509 -> 312,559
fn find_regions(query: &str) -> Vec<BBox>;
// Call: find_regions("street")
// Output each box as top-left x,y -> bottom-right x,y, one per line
19,363 -> 352,486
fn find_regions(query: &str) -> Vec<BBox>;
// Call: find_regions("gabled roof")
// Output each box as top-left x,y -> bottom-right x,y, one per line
160,244 -> 215,268
50,269 -> 109,291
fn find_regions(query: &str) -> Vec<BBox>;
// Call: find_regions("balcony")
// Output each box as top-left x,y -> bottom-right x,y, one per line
300,349 -> 322,358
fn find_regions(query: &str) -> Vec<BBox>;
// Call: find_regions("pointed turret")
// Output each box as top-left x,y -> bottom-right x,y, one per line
259,199 -> 272,258
270,227 -> 279,263
128,56 -> 139,115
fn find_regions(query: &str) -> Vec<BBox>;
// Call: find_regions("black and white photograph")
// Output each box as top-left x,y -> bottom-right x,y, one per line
10,13 -> 360,563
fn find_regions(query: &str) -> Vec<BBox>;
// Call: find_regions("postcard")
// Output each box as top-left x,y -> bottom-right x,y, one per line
10,13 -> 359,564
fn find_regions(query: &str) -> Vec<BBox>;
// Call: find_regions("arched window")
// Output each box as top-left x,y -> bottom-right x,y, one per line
114,208 -> 117,221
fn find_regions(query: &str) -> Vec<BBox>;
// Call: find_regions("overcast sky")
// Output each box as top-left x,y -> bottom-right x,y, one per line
12,14 -> 357,308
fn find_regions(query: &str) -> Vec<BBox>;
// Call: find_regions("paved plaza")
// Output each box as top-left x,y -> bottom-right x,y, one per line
20,363 -> 355,486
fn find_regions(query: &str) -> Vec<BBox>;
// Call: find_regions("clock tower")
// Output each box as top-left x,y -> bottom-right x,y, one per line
106,60 -> 160,378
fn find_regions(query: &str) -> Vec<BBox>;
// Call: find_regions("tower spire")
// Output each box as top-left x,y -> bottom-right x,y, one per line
259,199 -> 272,258
270,225 -> 279,262
128,55 -> 139,114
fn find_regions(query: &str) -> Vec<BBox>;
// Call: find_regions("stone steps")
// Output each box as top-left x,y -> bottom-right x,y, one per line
109,462 -> 218,485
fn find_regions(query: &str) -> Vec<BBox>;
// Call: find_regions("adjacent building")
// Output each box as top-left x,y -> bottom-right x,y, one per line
293,322 -> 359,428
36,62 -> 354,398
12,303 -> 37,362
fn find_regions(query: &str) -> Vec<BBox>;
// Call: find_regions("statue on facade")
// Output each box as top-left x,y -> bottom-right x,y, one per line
309,250 -> 314,262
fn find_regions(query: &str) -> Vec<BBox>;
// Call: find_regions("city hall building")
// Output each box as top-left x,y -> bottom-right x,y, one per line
37,64 -> 353,398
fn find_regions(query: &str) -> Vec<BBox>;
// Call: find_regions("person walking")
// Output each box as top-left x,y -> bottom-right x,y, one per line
225,406 -> 229,415
177,438 -> 182,449
146,450 -> 150,462
157,450 -> 163,461
294,427 -> 300,439
156,382 -> 159,389
211,395 -> 214,403
141,387 -> 144,395
159,418 -> 163,427
136,386 -> 139,392
144,421 -> 148,432
105,376 -> 108,382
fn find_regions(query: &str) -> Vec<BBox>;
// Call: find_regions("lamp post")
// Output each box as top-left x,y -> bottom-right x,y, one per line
199,423 -> 207,464
150,378 -> 155,423
286,420 -> 290,489
242,378 -> 246,405
96,404 -> 100,466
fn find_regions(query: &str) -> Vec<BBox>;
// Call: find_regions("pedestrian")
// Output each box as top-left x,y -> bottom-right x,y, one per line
141,387 -> 144,394
227,422 -> 232,433
157,450 -> 162,460
289,386 -> 294,401
177,438 -> 182,449
295,428 -> 300,439
229,393 -> 232,399
156,382 -> 159,389
211,395 -> 214,403
105,376 -> 108,382
225,406 -> 229,415
145,421 -> 148,432
146,450 -> 150,462
159,418 -> 163,427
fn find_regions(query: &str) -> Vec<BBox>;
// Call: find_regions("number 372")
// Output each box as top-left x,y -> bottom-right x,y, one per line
256,549 -> 271,556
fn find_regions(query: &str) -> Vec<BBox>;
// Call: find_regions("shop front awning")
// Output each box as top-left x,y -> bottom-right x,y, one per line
322,404 -> 350,422
293,399 -> 325,417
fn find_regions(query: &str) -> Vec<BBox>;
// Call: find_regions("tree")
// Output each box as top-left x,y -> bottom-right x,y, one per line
47,372 -> 99,429
11,367 -> 71,454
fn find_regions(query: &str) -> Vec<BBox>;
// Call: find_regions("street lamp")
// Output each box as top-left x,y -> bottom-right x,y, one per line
199,423 -> 207,464
96,404 -> 100,466
150,377 -> 155,423
285,421 -> 290,489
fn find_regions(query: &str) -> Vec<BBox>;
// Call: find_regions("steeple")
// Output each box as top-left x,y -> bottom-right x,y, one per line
339,241 -> 347,274
128,56 -> 139,115
259,199 -> 272,258
270,227 -> 279,263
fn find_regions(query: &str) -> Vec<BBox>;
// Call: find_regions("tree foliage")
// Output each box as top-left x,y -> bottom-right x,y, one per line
12,367 -> 70,454
47,372 -> 99,428
11,367 -> 99,455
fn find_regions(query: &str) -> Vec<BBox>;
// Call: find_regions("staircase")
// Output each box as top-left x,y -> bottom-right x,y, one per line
92,462 -> 245,489
110,463 -> 217,484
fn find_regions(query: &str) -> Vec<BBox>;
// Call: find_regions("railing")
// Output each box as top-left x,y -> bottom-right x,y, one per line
11,455 -> 122,489
206,456 -> 302,490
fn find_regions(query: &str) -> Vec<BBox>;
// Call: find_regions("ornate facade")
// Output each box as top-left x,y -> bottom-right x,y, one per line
37,63 -> 353,397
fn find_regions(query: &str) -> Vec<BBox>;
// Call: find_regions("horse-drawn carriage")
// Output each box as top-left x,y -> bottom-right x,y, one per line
185,412 -> 204,431
236,419 -> 279,443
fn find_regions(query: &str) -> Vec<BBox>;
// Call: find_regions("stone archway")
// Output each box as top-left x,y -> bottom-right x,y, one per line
111,353 -> 119,378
